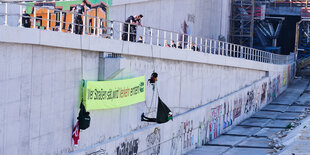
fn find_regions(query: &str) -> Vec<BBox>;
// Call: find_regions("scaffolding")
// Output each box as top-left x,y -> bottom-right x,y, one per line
230,0 -> 256,47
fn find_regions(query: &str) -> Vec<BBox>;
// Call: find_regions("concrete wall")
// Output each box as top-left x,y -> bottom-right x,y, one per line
109,0 -> 231,41
0,26 -> 295,155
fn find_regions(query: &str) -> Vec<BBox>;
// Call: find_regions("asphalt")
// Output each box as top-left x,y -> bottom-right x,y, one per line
187,78 -> 310,155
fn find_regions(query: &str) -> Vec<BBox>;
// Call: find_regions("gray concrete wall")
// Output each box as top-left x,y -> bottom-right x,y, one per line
0,26 -> 295,155
109,0 -> 231,40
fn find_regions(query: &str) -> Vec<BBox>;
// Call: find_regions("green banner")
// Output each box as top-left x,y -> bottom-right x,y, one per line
84,76 -> 145,110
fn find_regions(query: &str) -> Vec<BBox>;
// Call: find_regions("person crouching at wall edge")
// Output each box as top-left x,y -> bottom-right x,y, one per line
122,14 -> 143,42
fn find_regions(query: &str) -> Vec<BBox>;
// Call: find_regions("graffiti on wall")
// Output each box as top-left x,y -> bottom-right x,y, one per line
116,139 -> 139,155
198,118 -> 208,146
233,97 -> 242,120
87,149 -> 108,155
209,105 -> 222,141
268,80 -> 272,103
146,128 -> 161,155
244,90 -> 254,113
223,101 -> 232,129
253,86 -> 261,112
283,69 -> 287,87
272,78 -> 277,100
183,120 -> 194,149
170,126 -> 182,155
261,82 -> 267,104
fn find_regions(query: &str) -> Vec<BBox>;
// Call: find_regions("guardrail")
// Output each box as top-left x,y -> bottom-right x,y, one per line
0,2 -> 295,65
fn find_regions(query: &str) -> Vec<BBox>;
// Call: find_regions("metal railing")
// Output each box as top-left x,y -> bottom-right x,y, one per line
0,2 -> 295,65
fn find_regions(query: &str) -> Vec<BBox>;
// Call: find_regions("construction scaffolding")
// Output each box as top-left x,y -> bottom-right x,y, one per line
230,0 -> 261,47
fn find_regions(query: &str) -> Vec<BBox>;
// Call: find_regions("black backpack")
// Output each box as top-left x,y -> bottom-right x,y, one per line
78,102 -> 91,130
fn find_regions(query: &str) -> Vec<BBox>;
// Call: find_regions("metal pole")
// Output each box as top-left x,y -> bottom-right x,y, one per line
205,39 -> 208,53
210,40 -> 213,54
4,3 -> 8,26
195,37 -> 198,51
127,23 -> 130,41
119,23 -> 122,40
150,28 -> 153,45
46,9 -> 50,30
97,17 -> 100,37
19,5 -> 22,27
200,38 -> 203,52
250,0 -> 255,47
59,11 -> 62,32
71,12 -> 74,34
33,7 -> 36,28
164,31 -> 166,42
157,30 -> 159,46
143,27 -> 146,44
182,34 -> 185,49
83,15 -> 86,35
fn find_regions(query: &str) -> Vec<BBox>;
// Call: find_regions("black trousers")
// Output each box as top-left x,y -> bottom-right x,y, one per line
141,115 -> 157,122
74,17 -> 83,35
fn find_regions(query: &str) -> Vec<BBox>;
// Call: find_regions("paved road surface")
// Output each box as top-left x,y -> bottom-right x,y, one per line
187,78 -> 310,155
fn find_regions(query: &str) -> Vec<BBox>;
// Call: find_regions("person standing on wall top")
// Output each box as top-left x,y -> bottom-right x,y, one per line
73,0 -> 86,35
122,14 -> 143,42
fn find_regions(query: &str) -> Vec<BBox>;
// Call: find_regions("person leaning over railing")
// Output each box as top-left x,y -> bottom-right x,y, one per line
72,0 -> 86,35
122,14 -> 143,42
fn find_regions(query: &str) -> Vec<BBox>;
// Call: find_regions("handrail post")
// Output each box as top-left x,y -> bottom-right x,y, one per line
164,31 -> 166,42
200,38 -> 203,52
143,27 -> 146,44
33,7 -> 36,28
225,42 -> 228,56
205,39 -> 208,53
119,23 -> 122,40
190,36 -> 192,50
157,30 -> 159,46
71,12 -> 74,33
182,34 -> 185,49
4,3 -> 8,26
219,41 -> 222,55
175,33 -> 179,48
83,15 -> 86,35
150,28 -> 153,45
46,9 -> 50,30
195,37 -> 198,51
210,40 -> 213,54
127,23 -> 130,41
59,11 -> 63,32
96,17 -> 100,37
19,5 -> 22,27
170,32 -> 173,43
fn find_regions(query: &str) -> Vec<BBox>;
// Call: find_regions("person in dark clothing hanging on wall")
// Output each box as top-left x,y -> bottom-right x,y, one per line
22,9 -> 31,28
73,1 -> 86,35
122,14 -> 143,42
